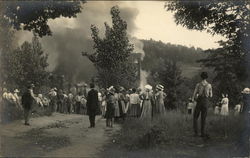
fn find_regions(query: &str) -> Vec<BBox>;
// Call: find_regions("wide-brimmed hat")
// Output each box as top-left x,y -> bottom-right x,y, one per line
242,87 -> 250,94
108,86 -> 115,94
145,84 -> 152,90
156,84 -> 164,91
14,89 -> 20,93
119,86 -> 125,92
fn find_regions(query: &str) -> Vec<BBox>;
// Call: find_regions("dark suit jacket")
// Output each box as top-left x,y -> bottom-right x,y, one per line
86,89 -> 99,116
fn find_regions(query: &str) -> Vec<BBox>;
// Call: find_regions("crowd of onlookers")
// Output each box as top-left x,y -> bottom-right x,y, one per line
185,88 -> 250,117
1,82 -> 249,125
0,83 -> 168,123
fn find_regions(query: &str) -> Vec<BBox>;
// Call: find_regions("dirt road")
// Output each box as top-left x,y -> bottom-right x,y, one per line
0,113 -> 120,157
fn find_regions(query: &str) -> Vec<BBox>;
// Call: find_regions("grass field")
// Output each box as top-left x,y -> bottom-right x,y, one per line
101,109 -> 249,158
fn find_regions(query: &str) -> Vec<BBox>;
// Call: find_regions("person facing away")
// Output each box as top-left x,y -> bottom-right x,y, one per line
140,85 -> 153,119
192,72 -> 212,137
128,88 -> 141,117
234,103 -> 241,116
86,83 -> 99,128
21,84 -> 35,126
106,87 -> 116,127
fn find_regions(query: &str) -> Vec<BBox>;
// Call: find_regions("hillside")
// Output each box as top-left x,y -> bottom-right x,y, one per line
141,39 -> 207,78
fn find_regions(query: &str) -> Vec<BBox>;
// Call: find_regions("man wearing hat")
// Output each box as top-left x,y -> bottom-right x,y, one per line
192,72 -> 212,138
21,84 -> 35,125
238,87 -> 250,155
86,83 -> 99,128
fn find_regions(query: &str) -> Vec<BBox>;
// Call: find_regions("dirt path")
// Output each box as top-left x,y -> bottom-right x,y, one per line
0,113 -> 120,157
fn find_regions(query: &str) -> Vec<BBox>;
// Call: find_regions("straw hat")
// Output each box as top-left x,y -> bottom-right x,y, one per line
242,87 -> 250,94
156,84 -> 164,91
108,86 -> 115,94
144,84 -> 152,90
119,86 -> 125,92
14,89 -> 20,93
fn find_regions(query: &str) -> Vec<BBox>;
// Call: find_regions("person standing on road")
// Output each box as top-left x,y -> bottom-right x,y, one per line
86,83 -> 99,128
192,72 -> 212,138
21,84 -> 35,126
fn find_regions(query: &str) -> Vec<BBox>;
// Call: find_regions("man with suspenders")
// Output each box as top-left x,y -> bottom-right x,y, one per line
192,72 -> 213,137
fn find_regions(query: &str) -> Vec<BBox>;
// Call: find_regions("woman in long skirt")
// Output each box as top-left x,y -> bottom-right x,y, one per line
118,87 -> 126,121
141,85 -> 153,119
128,88 -> 141,117
114,89 -> 120,121
155,84 -> 166,117
220,93 -> 229,138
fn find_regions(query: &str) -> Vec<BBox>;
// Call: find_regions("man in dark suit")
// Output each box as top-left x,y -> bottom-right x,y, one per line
86,83 -> 99,128
21,84 -> 35,126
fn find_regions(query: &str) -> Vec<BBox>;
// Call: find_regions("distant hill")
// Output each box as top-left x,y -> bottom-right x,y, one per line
141,39 -> 207,78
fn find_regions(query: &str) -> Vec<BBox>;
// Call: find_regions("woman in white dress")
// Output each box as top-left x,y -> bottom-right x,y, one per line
220,94 -> 229,116
220,93 -> 229,138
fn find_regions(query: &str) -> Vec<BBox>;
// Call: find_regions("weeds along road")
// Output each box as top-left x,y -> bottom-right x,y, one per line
0,113 -> 120,157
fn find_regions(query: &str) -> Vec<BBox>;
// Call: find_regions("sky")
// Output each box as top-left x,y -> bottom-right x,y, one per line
133,1 -> 224,49
16,1 -> 225,82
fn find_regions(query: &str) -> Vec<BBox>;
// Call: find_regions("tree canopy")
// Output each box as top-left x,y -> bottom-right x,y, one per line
1,1 -> 85,37
165,1 -> 250,105
82,6 -> 137,88
0,34 -> 49,91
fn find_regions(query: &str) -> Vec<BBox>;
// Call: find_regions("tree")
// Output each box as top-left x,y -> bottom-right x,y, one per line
82,6 -> 137,88
0,33 -> 49,91
147,58 -> 183,109
1,1 -> 85,37
165,1 -> 250,105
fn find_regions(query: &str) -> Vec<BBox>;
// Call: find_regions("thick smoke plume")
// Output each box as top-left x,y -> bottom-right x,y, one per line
16,1 -> 147,85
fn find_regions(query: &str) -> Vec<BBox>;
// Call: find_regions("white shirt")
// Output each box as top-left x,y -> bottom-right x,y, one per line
129,93 -> 141,104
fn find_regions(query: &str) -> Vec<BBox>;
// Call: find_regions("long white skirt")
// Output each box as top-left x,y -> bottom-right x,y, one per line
220,104 -> 229,116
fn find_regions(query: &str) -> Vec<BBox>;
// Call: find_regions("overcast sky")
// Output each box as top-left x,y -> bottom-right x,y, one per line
16,1 -> 225,80
19,1 -> 224,50
75,1 -> 224,50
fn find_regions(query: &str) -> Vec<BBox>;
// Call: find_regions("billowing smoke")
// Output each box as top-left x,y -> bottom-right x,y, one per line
16,1 -> 147,85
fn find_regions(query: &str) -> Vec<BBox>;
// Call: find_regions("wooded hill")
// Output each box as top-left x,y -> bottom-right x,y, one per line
141,39 -> 207,78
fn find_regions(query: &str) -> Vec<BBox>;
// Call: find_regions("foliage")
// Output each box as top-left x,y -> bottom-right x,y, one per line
83,6 -> 137,88
1,1 -> 85,37
0,33 -> 49,91
147,58 -> 183,109
165,1 -> 250,105
141,39 -> 205,72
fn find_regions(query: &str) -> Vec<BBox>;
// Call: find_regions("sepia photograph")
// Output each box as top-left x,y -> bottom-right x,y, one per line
0,1 -> 249,157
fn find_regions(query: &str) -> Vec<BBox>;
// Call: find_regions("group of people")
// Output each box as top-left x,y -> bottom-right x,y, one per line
1,81 -> 168,127
102,84 -> 167,127
1,71 -> 249,143
188,71 -> 249,142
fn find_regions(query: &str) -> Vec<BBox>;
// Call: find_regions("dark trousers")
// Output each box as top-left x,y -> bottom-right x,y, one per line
24,108 -> 31,124
193,96 -> 208,135
76,102 -> 81,114
89,114 -> 96,127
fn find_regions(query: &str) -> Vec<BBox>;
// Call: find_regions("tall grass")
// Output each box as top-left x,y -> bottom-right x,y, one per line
118,110 -> 244,150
